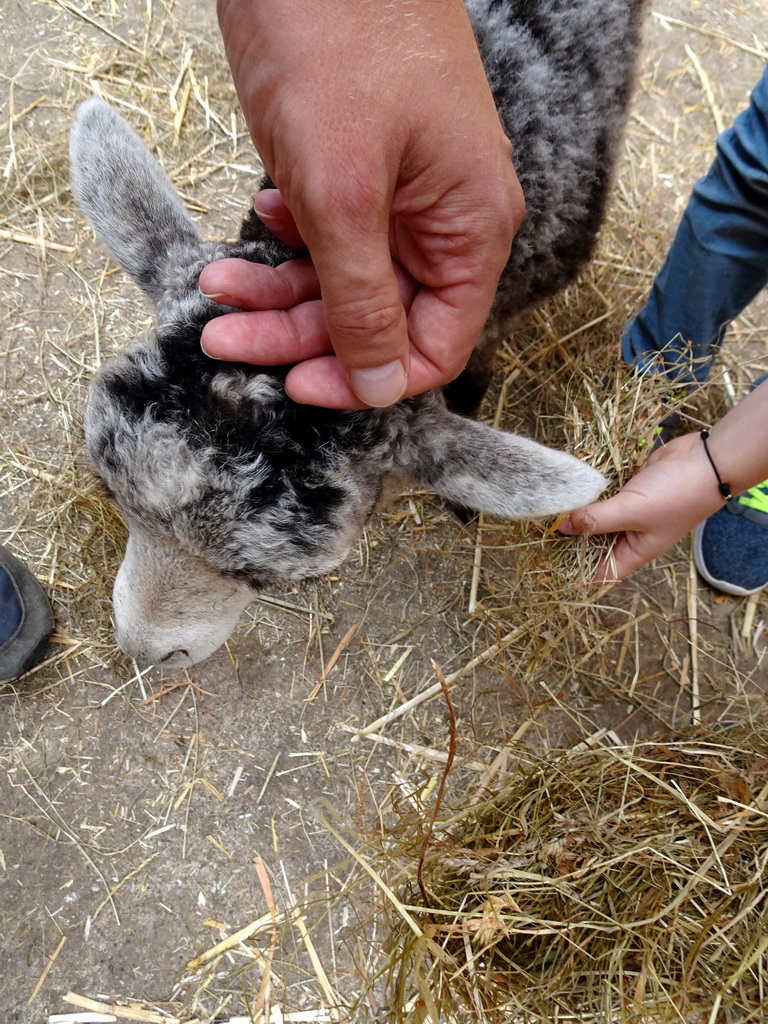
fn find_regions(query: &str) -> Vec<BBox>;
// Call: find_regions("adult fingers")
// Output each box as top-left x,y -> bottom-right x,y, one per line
292,179 -> 412,408
284,356 -> 360,408
284,273 -> 451,406
280,224 -> 517,404
403,277 -> 506,390
199,257 -> 319,311
200,259 -> 420,373
285,343 -> 443,408
252,188 -> 306,249
201,300 -> 330,363
382,179 -> 523,393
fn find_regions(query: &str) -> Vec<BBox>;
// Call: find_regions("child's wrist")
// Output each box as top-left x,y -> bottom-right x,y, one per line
699,428 -> 733,501
653,431 -> 732,522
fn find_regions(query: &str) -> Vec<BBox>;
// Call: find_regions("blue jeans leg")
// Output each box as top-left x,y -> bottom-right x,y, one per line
622,63 -> 768,384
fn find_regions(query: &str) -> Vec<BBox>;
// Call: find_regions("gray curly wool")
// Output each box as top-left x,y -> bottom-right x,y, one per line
448,0 -> 647,407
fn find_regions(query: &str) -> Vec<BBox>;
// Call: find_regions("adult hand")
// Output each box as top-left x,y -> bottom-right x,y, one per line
202,0 -> 525,409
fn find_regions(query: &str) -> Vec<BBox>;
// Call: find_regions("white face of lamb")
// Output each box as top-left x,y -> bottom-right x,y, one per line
112,525 -> 255,669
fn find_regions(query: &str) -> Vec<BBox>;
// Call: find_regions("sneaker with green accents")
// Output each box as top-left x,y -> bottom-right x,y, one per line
693,481 -> 768,596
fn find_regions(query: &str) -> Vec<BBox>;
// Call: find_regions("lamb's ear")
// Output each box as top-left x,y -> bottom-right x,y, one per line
69,98 -> 202,303
405,408 -> 606,519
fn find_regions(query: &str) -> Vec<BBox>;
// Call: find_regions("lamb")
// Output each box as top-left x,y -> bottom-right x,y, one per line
70,0 -> 646,669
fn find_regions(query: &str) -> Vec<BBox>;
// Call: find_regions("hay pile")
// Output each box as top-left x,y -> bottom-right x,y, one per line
374,722 -> 768,1023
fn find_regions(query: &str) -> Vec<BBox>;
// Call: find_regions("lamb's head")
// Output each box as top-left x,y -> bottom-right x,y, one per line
72,99 -> 607,670
83,341 -> 403,668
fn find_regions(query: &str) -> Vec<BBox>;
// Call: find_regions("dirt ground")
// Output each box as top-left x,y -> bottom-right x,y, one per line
1,1 -> 767,1022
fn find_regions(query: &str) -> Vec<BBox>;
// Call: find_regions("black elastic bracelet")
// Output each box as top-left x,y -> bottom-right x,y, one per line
700,429 -> 732,501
